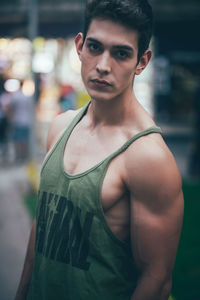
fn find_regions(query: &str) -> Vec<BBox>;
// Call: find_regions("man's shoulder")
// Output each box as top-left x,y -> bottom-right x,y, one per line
51,108 -> 81,129
123,129 -> 182,197
46,108 -> 81,152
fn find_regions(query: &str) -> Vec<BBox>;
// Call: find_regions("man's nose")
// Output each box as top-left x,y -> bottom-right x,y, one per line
96,52 -> 111,75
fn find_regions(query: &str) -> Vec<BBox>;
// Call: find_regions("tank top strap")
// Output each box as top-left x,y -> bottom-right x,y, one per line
104,126 -> 162,164
57,101 -> 90,146
64,101 -> 90,136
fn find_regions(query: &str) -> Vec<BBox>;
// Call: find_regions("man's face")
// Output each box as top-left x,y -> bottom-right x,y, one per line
76,18 -> 150,102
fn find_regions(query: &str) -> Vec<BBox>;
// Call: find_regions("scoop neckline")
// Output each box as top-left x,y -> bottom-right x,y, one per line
60,103 -> 161,179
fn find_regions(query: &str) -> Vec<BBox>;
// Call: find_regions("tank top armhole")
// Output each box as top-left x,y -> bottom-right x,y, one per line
95,126 -> 162,248
40,101 -> 91,175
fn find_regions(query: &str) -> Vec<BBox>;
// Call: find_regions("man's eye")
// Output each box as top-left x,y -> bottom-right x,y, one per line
88,43 -> 100,52
116,50 -> 128,59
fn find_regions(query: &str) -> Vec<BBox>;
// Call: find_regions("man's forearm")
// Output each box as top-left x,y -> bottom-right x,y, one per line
15,260 -> 33,300
131,274 -> 171,300
15,220 -> 36,300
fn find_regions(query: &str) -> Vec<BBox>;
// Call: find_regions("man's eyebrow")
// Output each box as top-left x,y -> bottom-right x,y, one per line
113,45 -> 134,52
86,37 -> 102,45
86,37 -> 134,52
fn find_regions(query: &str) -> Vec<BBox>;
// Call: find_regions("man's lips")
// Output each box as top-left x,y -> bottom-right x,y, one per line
91,79 -> 112,87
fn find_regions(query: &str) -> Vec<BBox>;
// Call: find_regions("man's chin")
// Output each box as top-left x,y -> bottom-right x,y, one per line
87,90 -> 115,102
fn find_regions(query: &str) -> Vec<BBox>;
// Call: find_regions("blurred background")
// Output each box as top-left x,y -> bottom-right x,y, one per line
0,0 -> 199,299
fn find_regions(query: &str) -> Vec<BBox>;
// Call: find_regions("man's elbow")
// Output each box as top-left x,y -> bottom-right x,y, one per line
161,278 -> 172,299
143,268 -> 173,299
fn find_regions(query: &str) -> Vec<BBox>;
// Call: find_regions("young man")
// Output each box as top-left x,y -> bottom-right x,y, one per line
15,0 -> 184,299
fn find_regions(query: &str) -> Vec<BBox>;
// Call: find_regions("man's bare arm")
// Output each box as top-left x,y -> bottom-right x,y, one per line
15,219 -> 36,300
125,137 -> 184,300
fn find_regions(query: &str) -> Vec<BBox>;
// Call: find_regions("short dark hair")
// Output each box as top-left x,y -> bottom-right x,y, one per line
83,0 -> 153,62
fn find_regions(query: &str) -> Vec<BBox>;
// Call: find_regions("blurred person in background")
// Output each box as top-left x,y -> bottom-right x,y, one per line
15,0 -> 184,299
10,80 -> 33,163
0,77 -> 11,165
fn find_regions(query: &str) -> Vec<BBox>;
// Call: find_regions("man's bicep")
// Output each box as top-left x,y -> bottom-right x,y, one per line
129,168 -> 184,280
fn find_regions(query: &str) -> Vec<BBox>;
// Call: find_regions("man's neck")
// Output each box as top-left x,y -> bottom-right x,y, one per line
88,90 -> 138,128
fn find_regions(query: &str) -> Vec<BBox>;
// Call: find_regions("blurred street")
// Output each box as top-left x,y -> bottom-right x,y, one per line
0,164 -> 33,300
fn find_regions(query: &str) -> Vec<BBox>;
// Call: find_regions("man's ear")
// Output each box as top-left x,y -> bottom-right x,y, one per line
75,32 -> 84,60
135,49 -> 152,75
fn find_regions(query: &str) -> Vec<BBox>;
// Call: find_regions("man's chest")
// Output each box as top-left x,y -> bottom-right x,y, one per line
63,126 -> 129,212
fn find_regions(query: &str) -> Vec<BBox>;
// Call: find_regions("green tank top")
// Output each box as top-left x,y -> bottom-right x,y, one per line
27,102 -> 162,300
